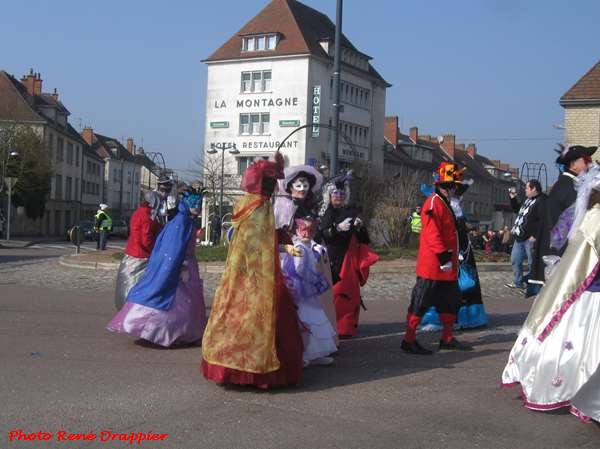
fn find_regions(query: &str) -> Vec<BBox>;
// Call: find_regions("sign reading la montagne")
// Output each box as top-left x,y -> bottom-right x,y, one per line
213,97 -> 300,109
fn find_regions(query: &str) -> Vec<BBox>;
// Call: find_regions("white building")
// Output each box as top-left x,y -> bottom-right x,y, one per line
201,0 -> 389,219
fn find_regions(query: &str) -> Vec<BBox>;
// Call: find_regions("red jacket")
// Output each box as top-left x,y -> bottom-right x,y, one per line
124,203 -> 162,259
415,193 -> 459,281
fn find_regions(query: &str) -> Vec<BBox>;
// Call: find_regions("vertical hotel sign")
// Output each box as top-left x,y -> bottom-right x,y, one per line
311,85 -> 321,137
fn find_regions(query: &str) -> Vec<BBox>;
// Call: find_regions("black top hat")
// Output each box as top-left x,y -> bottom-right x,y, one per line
157,175 -> 173,186
555,145 -> 597,164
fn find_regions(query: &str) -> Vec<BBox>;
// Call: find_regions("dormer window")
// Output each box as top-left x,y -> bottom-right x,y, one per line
242,34 -> 277,52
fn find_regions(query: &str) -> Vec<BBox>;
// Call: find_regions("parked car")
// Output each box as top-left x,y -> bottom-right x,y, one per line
110,219 -> 129,239
66,220 -> 97,241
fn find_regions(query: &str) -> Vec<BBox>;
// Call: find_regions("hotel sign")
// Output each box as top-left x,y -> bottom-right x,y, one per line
312,85 -> 321,137
210,121 -> 229,129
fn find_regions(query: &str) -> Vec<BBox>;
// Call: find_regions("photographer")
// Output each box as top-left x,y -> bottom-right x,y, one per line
505,181 -> 546,290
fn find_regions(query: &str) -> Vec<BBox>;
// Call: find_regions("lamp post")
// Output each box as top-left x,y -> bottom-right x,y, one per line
1,149 -> 20,241
206,142 -> 239,233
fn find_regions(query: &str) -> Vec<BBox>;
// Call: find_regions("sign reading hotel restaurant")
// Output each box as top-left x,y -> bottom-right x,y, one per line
240,140 -> 299,149
311,85 -> 321,137
212,97 -> 299,109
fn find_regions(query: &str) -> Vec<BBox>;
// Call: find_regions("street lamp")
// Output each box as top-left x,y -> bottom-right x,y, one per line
206,142 -> 239,238
2,149 -> 20,241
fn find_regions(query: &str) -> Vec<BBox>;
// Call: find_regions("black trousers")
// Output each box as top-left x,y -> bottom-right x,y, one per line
408,277 -> 461,316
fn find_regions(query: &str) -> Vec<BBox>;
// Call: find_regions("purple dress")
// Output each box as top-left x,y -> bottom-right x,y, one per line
107,236 -> 206,347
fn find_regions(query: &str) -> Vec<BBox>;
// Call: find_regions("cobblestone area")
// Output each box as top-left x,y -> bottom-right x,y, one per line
0,258 -> 524,303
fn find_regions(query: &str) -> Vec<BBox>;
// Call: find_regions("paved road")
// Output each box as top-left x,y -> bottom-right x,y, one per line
0,253 -> 597,449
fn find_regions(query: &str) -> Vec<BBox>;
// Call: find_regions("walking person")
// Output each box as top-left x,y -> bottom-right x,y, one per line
501,163 -> 600,423
420,178 -> 487,331
114,191 -> 163,310
317,172 -> 379,339
201,153 -> 304,388
505,180 -> 545,290
95,203 -> 112,251
400,162 -> 473,355
107,188 -> 207,347
527,145 -> 597,296
408,206 -> 422,248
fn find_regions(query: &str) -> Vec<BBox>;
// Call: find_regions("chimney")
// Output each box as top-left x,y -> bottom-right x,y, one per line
384,116 -> 399,146
492,160 -> 501,168
51,88 -> 59,101
33,72 -> 43,95
466,143 -> 477,158
440,134 -> 456,159
409,126 -> 418,143
20,69 -> 39,96
81,127 -> 94,145
127,138 -> 135,154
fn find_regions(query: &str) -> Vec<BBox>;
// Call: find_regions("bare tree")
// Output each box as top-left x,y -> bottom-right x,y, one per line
370,171 -> 424,248
189,154 -> 241,216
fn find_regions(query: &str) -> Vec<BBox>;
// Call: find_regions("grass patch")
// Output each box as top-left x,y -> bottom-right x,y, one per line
373,246 -> 417,260
196,245 -> 229,262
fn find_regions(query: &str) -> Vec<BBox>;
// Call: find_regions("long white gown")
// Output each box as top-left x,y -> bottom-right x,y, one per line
502,205 -> 600,422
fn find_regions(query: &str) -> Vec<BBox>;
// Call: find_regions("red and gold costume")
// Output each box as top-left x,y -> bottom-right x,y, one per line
201,155 -> 303,388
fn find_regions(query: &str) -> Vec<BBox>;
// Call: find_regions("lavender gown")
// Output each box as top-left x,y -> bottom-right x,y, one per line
107,236 -> 206,347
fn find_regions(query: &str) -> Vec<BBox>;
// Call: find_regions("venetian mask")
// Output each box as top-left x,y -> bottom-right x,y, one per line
295,217 -> 318,240
291,176 -> 310,199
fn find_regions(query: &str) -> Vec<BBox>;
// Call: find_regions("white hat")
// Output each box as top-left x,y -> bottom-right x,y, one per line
279,165 -> 323,193
99,203 -> 108,210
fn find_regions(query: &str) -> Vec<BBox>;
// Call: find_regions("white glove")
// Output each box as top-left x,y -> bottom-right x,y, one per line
336,217 -> 353,232
440,261 -> 453,272
353,217 -> 363,228
458,253 -> 464,262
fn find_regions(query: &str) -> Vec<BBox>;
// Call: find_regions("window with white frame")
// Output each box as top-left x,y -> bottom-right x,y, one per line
241,70 -> 272,93
242,34 -> 277,52
239,113 -> 270,135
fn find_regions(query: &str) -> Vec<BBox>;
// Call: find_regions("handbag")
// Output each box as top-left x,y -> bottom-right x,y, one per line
458,263 -> 476,292
457,242 -> 476,292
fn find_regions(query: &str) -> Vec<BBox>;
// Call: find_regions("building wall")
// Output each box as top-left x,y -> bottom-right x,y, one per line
81,154 -> 104,220
10,124 -> 88,236
306,57 -> 385,175
104,158 -> 141,220
204,56 -> 310,171
564,106 -> 600,160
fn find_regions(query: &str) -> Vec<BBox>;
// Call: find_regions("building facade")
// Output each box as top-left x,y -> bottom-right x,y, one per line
0,69 -> 98,236
561,60 -> 600,160
383,116 -> 518,229
82,128 -> 142,221
201,0 -> 389,221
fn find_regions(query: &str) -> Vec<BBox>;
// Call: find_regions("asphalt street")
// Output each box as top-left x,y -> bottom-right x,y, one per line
0,246 -> 598,449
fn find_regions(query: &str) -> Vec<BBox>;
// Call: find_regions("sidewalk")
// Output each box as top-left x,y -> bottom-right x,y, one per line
0,237 -> 64,248
59,249 -> 512,273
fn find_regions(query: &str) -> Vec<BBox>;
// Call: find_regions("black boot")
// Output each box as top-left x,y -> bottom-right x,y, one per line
438,338 -> 474,351
401,339 -> 433,355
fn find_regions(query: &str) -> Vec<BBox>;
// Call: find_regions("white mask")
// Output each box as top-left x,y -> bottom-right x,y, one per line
291,177 -> 310,193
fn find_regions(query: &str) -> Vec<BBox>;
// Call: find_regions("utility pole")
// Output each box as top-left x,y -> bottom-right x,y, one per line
328,0 -> 343,177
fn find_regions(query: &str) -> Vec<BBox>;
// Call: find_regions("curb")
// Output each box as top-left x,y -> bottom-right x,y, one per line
58,255 -> 512,274
59,255 -> 120,270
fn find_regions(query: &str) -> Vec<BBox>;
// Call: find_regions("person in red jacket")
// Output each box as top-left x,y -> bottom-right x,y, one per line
114,190 -> 163,310
401,162 -> 474,355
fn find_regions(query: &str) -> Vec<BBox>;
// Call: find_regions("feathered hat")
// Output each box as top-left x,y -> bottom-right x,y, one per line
555,144 -> 597,165
321,170 -> 352,212
434,162 -> 466,185
279,165 -> 324,194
